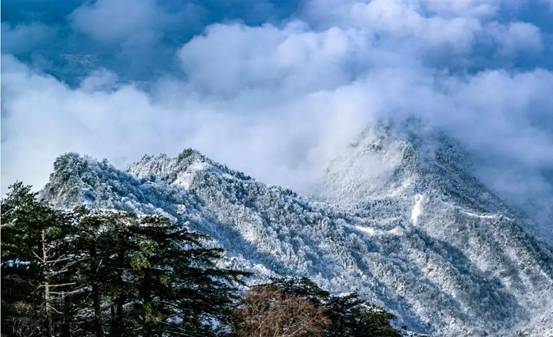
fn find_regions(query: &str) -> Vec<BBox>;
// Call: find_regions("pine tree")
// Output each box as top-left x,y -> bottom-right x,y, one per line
1,183 -> 78,337
66,209 -> 249,337
3,183 -> 400,337
123,215 -> 247,337
2,184 -> 248,337
325,292 -> 400,337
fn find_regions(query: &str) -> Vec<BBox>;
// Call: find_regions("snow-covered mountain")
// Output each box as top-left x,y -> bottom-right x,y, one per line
41,127 -> 553,337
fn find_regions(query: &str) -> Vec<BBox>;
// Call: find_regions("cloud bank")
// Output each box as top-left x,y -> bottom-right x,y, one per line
2,0 -> 553,238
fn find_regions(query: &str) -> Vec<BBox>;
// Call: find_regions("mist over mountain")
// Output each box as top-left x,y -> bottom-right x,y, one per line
3,0 -> 553,238
41,126 -> 553,337
3,2 -> 553,336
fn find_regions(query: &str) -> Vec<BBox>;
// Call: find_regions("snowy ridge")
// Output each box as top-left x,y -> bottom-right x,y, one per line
41,130 -> 553,337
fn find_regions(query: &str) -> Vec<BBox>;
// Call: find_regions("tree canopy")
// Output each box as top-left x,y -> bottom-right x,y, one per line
1,183 -> 247,337
1,183 -> 405,337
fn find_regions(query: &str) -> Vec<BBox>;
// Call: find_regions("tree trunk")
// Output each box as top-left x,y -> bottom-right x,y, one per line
92,283 -> 103,337
109,297 -> 124,337
60,292 -> 72,337
42,229 -> 54,337
141,270 -> 153,337
110,248 -> 125,337
90,246 -> 104,337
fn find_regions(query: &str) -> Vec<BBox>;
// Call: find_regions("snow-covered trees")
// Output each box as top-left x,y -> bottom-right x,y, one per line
36,146 -> 553,336
1,184 -> 247,337
1,183 -> 76,337
1,184 -> 404,337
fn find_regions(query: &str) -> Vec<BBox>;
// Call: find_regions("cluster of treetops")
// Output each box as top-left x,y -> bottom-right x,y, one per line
1,183 -> 412,337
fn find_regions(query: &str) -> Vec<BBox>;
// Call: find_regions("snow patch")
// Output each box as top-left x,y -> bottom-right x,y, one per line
174,160 -> 209,189
461,210 -> 498,219
349,224 -> 404,236
410,194 -> 425,225
388,226 -> 405,236
352,225 -> 378,236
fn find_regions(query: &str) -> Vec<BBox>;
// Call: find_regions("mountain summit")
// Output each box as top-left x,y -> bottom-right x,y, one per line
41,129 -> 553,337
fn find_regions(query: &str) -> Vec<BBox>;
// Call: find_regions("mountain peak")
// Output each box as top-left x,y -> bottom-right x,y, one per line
315,125 -> 506,214
41,153 -> 112,207
127,148 -> 252,191
177,148 -> 206,161
39,135 -> 553,337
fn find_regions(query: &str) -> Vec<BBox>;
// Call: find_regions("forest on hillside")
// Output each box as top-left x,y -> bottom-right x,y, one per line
1,183 -> 403,337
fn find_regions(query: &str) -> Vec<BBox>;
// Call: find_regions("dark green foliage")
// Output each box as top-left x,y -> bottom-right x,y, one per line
325,293 -> 400,337
1,182 -> 75,337
268,277 -> 331,301
2,183 -> 401,337
1,183 -> 247,337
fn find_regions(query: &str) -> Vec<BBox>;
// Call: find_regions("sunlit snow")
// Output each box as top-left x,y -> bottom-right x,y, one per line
41,129 -> 553,337
410,194 -> 425,225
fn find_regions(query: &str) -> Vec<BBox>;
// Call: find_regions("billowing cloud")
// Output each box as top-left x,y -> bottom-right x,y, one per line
1,0 -> 553,238
69,0 -> 169,44
178,22 -> 372,96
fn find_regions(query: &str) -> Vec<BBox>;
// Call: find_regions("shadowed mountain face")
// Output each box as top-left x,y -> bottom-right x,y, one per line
41,128 -> 553,337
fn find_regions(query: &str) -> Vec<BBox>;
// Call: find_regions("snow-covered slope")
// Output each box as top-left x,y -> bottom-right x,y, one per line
41,130 -> 553,337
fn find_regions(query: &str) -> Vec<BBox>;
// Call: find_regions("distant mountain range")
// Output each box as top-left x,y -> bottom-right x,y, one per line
41,126 -> 553,337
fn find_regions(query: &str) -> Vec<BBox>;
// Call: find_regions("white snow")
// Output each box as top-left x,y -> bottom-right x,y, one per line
460,210 -> 498,219
388,226 -> 405,236
174,160 -> 209,189
350,224 -> 405,237
351,225 -> 378,236
410,194 -> 425,225
41,129 -> 553,337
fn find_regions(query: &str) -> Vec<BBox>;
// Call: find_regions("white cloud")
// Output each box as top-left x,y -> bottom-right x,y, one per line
488,22 -> 543,58
2,0 -> 553,237
80,68 -> 119,91
301,0 -> 542,67
69,0 -> 166,44
178,22 -> 372,96
419,0 -> 499,17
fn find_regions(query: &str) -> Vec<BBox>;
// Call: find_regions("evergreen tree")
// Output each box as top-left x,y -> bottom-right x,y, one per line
2,184 -> 248,337
124,215 -> 247,337
1,183 -> 77,337
67,208 -> 249,336
325,293 -> 400,337
2,183 -> 400,337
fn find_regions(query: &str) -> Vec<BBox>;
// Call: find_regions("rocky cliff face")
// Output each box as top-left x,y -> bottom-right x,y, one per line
41,128 -> 553,337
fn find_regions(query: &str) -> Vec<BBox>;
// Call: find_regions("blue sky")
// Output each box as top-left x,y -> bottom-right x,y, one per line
2,0 -> 300,84
2,0 -> 553,231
